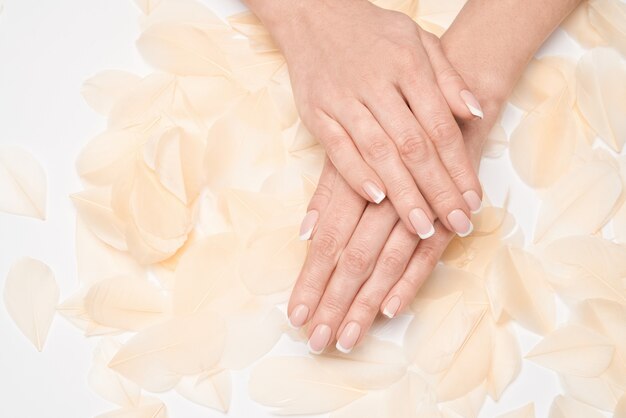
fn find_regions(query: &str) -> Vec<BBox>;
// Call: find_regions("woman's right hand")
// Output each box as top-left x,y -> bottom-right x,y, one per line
250,0 -> 484,238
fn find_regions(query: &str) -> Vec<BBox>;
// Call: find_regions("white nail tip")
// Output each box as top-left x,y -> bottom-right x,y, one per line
372,191 -> 386,204
335,341 -> 352,354
299,228 -> 313,241
382,308 -> 395,319
307,341 -> 324,355
456,222 -> 474,238
287,317 -> 300,329
467,104 -> 484,119
417,224 -> 435,240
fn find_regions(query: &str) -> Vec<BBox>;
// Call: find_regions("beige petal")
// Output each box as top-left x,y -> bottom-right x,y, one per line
526,324 -> 614,377
81,70 -> 142,116
138,0 -> 226,32
88,338 -> 142,407
84,276 -> 169,331
573,299 -> 626,365
483,124 -> 508,159
109,311 -> 226,392
561,372 -> 624,412
534,160 -> 623,243
134,0 -> 163,15
240,224 -> 307,295
219,307 -> 285,370
71,187 -> 127,251
549,395 -> 605,418
412,265 -> 488,306
96,402 -> 167,418
487,325 -> 521,401
228,11 -> 278,53
441,383 -> 487,418
510,57 -> 574,112
314,336 -> 408,390
142,127 -> 205,205
227,42 -> 288,92
3,257 -> 59,351
616,395 -> 626,418
415,0 -> 466,29
576,48 -> 626,152
137,22 -> 230,77
76,130 -> 142,186
561,1 -> 608,48
497,403 -> 535,418
0,146 -> 47,219
175,370 -> 231,412
588,0 -> 626,57
541,236 -> 626,305
75,217 -> 144,286
510,88 -> 576,188
248,356 -> 366,415
172,234 -> 242,315
486,246 -> 556,335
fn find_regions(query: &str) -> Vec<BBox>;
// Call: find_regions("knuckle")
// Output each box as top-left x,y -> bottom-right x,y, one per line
437,65 -> 463,85
429,117 -> 458,147
429,187 -> 457,209
397,131 -> 430,163
390,178 -> 419,204
311,231 -> 341,262
319,293 -> 347,319
322,133 -> 347,156
379,248 -> 408,276
341,246 -> 373,276
364,139 -> 394,163
353,293 -> 380,316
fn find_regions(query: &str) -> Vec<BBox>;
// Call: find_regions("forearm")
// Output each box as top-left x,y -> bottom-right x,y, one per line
442,0 -> 581,109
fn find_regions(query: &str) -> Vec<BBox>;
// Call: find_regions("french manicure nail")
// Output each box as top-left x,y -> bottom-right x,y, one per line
308,324 -> 331,354
336,322 -> 361,354
447,209 -> 473,237
363,181 -> 386,204
299,210 -> 319,240
460,90 -> 484,119
383,296 -> 401,318
288,304 -> 309,329
409,208 -> 435,239
462,190 -> 482,214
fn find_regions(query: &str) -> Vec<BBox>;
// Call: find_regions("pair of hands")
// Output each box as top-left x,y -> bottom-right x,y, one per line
261,0 -> 501,353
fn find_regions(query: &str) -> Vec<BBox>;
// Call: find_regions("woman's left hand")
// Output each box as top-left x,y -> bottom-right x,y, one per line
288,102 -> 499,354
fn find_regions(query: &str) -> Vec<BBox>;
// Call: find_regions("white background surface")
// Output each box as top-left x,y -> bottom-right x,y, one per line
0,1 -> 594,417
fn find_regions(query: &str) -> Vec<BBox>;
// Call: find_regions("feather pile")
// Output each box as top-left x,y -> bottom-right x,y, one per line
2,0 -> 626,417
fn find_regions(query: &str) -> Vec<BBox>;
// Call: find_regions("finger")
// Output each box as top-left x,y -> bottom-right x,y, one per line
364,90 -> 474,237
309,111 -> 387,204
400,60 -> 483,221
305,199 -> 398,354
420,29 -> 484,121
336,220 -> 418,353
380,220 -> 454,317
287,175 -> 367,329
331,100 -> 436,240
299,157 -> 336,241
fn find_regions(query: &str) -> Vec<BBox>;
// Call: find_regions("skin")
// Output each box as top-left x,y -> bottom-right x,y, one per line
276,0 -> 583,354
245,0 -> 484,238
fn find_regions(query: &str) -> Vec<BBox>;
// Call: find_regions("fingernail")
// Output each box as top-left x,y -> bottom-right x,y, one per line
462,190 -> 482,214
363,181 -> 385,204
299,210 -> 319,240
336,322 -> 361,354
382,296 -> 401,318
460,90 -> 483,119
308,324 -> 331,354
409,208 -> 435,239
447,209 -> 473,237
288,304 -> 309,329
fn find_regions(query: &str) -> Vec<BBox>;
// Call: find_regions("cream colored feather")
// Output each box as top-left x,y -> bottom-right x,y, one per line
3,257 -> 59,351
549,395 -> 605,418
526,324 -> 614,377
588,0 -> 626,57
510,87 -> 577,188
109,311 -> 226,392
497,403 -> 535,418
487,325 -> 521,401
576,48 -> 626,152
248,356 -> 366,415
137,22 -> 230,77
486,246 -> 556,335
175,370 -> 231,412
84,276 -> 169,331
134,0 -> 163,15
96,401 -> 167,418
560,372 -> 624,412
509,57 -> 574,112
561,2 -> 608,48
541,236 -> 626,305
88,338 -> 142,407
81,70 -> 142,116
0,145 -> 47,219
534,160 -> 623,243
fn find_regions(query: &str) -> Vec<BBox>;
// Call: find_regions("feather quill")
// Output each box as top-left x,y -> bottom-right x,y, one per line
0,146 -> 47,219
